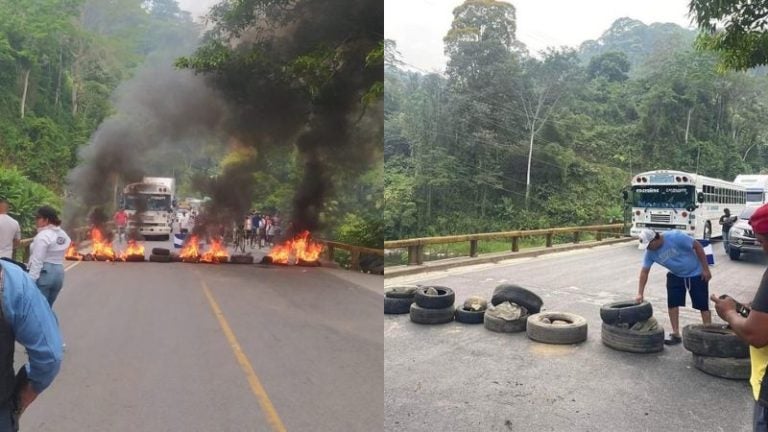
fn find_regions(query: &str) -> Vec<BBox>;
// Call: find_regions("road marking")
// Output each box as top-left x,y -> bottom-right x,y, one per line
64,261 -> 81,272
200,279 -> 288,432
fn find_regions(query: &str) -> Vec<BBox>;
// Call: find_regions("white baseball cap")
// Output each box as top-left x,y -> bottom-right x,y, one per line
637,229 -> 657,250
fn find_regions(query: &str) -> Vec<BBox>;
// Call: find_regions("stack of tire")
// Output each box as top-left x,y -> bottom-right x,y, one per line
600,300 -> 664,353
410,286 -> 455,324
484,284 -> 543,334
527,312 -> 588,345
384,286 -> 419,315
454,296 -> 487,324
683,324 -> 750,380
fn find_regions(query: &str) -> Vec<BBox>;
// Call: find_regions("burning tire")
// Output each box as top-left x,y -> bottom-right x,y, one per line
682,324 -> 749,358
600,300 -> 653,325
385,297 -> 414,314
149,254 -> 171,263
123,255 -> 145,262
601,322 -> 664,353
414,286 -> 455,309
491,284 -> 543,314
409,303 -> 454,324
692,354 -> 750,380
526,312 -> 588,344
230,255 -> 254,264
151,248 -> 171,256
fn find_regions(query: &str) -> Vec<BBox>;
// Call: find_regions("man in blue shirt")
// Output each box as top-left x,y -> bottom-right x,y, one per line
636,229 -> 712,345
0,259 -> 63,431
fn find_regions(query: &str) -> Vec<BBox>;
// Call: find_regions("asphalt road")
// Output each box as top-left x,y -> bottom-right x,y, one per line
15,239 -> 384,432
384,240 -> 765,432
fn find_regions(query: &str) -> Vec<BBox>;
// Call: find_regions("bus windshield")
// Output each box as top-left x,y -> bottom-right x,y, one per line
631,185 -> 695,209
124,194 -> 172,211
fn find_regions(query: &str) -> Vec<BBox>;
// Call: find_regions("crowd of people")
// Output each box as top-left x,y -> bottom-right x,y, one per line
238,211 -> 281,248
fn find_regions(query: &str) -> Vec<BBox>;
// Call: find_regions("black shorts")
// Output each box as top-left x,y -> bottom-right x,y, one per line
666,272 -> 709,311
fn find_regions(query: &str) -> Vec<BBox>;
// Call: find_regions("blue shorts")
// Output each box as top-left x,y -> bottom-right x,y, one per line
666,272 -> 709,311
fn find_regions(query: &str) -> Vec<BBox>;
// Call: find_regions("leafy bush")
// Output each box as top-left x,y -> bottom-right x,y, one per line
0,167 -> 61,238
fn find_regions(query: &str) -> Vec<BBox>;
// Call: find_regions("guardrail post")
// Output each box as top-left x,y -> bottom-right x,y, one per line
326,245 -> 335,261
546,232 -> 553,248
574,232 -> 580,244
469,240 -> 478,257
407,245 -> 423,266
511,237 -> 519,252
614,227 -> 621,238
596,230 -> 603,241
350,250 -> 360,271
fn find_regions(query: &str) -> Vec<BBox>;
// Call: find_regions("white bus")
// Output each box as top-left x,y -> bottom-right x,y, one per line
626,170 -> 746,240
734,174 -> 768,206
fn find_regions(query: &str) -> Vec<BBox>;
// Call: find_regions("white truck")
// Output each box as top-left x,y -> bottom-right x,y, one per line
122,177 -> 176,240
734,174 -> 768,206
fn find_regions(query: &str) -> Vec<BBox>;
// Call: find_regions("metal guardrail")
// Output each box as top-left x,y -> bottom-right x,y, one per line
384,223 -> 625,266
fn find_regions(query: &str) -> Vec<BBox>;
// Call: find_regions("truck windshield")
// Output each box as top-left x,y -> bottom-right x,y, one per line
124,194 -> 171,211
631,185 -> 695,209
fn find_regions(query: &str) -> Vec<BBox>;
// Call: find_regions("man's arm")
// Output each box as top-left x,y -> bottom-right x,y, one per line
692,240 -> 712,282
712,295 -> 768,347
637,267 -> 650,303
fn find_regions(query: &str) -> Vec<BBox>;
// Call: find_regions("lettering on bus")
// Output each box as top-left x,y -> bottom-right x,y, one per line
635,188 -> 660,193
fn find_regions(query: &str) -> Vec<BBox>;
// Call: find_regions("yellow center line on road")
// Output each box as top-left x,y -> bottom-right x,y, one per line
199,278 -> 288,432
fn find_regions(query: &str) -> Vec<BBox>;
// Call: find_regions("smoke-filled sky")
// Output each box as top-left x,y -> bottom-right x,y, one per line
177,0 -> 218,19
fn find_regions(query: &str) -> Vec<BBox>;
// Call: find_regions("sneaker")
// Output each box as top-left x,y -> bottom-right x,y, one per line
664,334 -> 682,345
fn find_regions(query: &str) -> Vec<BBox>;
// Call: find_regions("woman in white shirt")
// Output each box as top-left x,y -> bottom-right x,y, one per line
28,206 -> 71,306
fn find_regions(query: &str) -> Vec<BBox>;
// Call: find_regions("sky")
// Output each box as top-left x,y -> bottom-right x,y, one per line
177,0 -> 219,20
385,0 -> 696,73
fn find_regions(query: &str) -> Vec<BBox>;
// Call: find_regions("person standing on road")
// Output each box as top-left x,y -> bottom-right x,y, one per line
0,258 -> 63,432
0,199 -> 20,260
635,228 -> 712,345
27,207 -> 70,307
720,208 -> 736,253
711,203 -> 768,431
113,207 -> 128,244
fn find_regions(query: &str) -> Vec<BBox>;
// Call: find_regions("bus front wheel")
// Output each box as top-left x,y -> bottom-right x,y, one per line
704,222 -> 712,240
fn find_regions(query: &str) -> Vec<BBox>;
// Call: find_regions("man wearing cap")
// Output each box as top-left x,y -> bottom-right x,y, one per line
711,203 -> 768,431
0,199 -> 20,260
636,228 -> 712,345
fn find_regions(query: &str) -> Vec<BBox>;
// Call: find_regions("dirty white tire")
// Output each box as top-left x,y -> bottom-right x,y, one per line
409,303 -> 454,324
683,324 -> 749,358
385,285 -> 419,299
385,297 -> 413,314
692,354 -> 750,380
527,312 -> 588,344
484,310 -> 528,333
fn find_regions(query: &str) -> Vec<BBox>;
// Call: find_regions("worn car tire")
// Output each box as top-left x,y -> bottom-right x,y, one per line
384,297 -> 413,315
600,300 -> 653,325
414,286 -> 455,309
490,284 -> 543,313
693,354 -> 750,380
527,312 -> 588,344
385,285 -> 420,299
728,247 -> 741,261
601,322 -> 664,353
151,248 -> 171,256
484,310 -> 528,333
409,303 -> 454,324
149,254 -> 171,263
455,306 -> 485,324
683,324 -> 749,358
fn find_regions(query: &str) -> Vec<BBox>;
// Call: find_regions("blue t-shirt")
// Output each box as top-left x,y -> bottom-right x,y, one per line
642,230 -> 702,278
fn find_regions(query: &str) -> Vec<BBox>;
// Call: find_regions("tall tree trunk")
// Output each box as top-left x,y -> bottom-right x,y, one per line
525,122 -> 536,209
20,68 -> 30,119
684,108 -> 693,146
55,48 -> 63,107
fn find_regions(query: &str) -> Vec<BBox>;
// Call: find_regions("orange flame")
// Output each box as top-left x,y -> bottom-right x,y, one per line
201,238 -> 229,263
65,243 -> 83,261
91,228 -> 116,260
268,231 -> 323,264
119,240 -> 145,260
179,235 -> 201,261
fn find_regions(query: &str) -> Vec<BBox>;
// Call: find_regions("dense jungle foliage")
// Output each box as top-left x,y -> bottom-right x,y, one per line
384,3 -> 768,240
